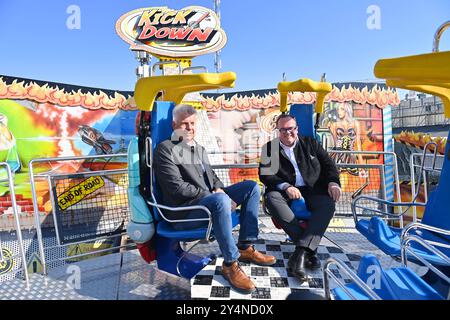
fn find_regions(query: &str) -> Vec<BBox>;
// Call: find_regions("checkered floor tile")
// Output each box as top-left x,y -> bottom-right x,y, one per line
190,239 -> 361,300
1,216 -> 413,300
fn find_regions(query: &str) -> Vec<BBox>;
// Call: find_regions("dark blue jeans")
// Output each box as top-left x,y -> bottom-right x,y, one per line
173,180 -> 260,263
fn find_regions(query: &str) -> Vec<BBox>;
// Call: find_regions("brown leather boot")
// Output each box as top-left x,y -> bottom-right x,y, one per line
222,261 -> 256,294
238,245 -> 277,266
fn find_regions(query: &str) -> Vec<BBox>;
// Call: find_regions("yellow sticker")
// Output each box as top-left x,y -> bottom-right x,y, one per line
58,176 -> 105,211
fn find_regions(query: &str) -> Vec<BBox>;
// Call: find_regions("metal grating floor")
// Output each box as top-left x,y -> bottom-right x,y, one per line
0,217 -> 427,300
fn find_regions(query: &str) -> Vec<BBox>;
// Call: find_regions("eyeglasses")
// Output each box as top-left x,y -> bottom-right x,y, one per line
278,126 -> 298,134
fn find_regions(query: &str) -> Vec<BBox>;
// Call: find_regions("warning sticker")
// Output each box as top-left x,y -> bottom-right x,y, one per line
58,176 -> 105,211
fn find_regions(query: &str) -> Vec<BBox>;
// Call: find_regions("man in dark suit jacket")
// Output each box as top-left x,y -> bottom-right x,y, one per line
154,104 -> 276,294
259,114 -> 341,282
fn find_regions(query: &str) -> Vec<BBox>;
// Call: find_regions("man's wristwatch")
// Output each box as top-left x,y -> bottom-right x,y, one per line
283,184 -> 293,191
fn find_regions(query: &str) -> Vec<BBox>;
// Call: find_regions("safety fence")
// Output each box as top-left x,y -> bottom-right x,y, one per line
26,154 -> 134,279
0,149 -> 402,286
212,150 -> 400,220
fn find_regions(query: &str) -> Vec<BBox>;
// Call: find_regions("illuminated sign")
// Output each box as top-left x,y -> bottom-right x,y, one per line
116,6 -> 227,58
58,176 -> 105,211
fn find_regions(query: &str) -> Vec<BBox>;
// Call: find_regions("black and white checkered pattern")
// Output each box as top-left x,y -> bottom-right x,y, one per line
190,239 -> 362,300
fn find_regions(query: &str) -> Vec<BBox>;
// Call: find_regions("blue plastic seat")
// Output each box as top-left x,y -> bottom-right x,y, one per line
289,104 -> 316,222
330,254 -> 446,300
128,101 -> 240,278
356,216 -> 450,266
265,104 -> 314,230
353,130 -> 450,267
290,198 -> 312,220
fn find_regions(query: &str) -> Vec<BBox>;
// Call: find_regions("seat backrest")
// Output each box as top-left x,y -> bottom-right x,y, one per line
150,101 -> 176,218
421,130 -> 450,235
289,104 -> 315,138
355,254 -> 397,299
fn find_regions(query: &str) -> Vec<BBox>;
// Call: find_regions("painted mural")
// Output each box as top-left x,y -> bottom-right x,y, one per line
0,76 -> 137,238
0,75 -> 401,277
0,76 -> 400,226
203,84 -> 397,197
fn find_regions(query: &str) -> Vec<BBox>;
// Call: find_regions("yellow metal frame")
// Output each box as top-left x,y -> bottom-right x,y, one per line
134,72 -> 236,111
374,51 -> 450,118
277,78 -> 332,113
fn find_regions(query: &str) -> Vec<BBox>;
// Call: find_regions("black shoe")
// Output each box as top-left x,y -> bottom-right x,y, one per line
306,250 -> 321,270
288,247 -> 308,282
287,249 -> 299,272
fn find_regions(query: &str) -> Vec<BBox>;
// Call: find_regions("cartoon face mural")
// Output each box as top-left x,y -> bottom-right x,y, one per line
321,101 -> 384,164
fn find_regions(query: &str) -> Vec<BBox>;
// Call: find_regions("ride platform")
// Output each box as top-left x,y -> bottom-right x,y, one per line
0,216 -> 425,300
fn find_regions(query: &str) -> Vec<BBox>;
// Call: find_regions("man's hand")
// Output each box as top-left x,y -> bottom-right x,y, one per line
285,186 -> 302,200
328,182 -> 342,202
214,188 -> 237,210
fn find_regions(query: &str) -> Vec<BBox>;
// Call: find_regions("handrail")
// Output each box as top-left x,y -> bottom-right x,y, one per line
146,198 -> 213,241
0,162 -> 30,289
411,153 -> 444,172
146,195 -> 214,278
335,150 -> 403,223
45,168 -> 127,179
29,153 -> 128,164
351,195 -> 427,225
401,222 -> 450,254
145,137 -> 152,168
406,142 -> 438,212
323,257 -> 382,300
409,150 -> 443,221
433,21 -> 450,52
401,235 -> 450,293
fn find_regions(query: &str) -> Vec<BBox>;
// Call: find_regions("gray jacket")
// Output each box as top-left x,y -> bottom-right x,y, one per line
153,139 -> 224,215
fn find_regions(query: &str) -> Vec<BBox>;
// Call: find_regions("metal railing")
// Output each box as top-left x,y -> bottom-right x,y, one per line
28,154 -> 134,278
323,257 -> 381,300
0,162 -> 29,289
433,20 -> 450,52
323,232 -> 450,300
329,150 -> 403,226
401,235 -> 450,300
401,223 -> 450,265
351,143 -> 440,228
335,163 -> 387,218
410,152 -> 444,222
211,157 -> 394,221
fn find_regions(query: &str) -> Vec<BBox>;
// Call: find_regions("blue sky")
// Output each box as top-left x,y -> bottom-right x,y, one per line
0,0 -> 449,93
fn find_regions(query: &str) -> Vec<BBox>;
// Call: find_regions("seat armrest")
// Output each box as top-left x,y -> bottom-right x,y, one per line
146,198 -> 213,240
401,235 -> 450,289
323,257 -> 382,300
351,195 -> 427,224
401,222 -> 450,249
